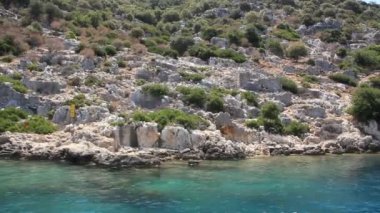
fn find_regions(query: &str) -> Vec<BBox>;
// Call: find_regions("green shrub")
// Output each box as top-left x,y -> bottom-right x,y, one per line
301,14 -> 316,27
132,109 -> 208,130
179,71 -> 204,83
0,74 -> 28,93
0,107 -> 56,134
45,2 -> 63,23
353,45 -> 380,70
369,76 -> 380,89
273,24 -> 300,41
176,86 -> 207,108
349,87 -> 380,122
29,0 -> 44,19
302,75 -> 319,84
170,36 -> 194,56
214,48 -> 247,63
241,91 -> 258,107
135,11 -> 157,25
117,60 -> 127,68
188,44 -> 216,61
65,94 -> 91,108
130,27 -> 144,38
245,26 -> 260,47
336,48 -> 347,58
104,45 -> 117,56
84,75 -> 102,87
19,116 -> 57,134
92,45 -> 106,57
228,31 -> 243,45
0,35 -> 25,56
342,0 -> 363,13
280,77 -> 298,94
284,121 -> 309,137
286,42 -> 308,60
162,11 -> 180,22
261,102 -> 280,120
142,83 -> 169,98
267,39 -> 284,57
201,27 -> 219,40
320,30 -> 342,43
245,119 -> 260,129
206,94 -> 224,113
329,73 -> 357,87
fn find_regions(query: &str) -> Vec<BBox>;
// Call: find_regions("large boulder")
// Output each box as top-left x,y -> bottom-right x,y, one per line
136,122 -> 160,148
113,125 -> 138,150
337,132 -> 372,152
0,83 -> 51,115
243,77 -> 282,92
360,120 -> 380,140
210,37 -> 229,49
22,78 -> 65,95
130,89 -> 168,109
52,106 -> 109,124
160,126 -> 192,150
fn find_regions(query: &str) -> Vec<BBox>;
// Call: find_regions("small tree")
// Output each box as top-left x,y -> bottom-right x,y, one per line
245,26 -> 260,47
29,0 -> 44,20
286,42 -> 308,60
170,36 -> 194,56
349,87 -> 380,122
45,2 -> 62,23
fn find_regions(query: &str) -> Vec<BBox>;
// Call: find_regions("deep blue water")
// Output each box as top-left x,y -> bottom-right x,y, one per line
0,155 -> 380,212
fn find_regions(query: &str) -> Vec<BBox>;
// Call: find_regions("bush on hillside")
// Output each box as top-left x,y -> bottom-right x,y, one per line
241,91 -> 259,107
245,26 -> 260,47
283,121 -> 309,137
349,87 -> 380,122
267,39 -> 284,57
354,45 -> 380,70
0,74 -> 28,93
135,11 -> 157,25
286,42 -> 308,60
273,24 -> 300,41
280,77 -> 298,94
132,109 -> 208,130
170,36 -> 194,56
176,86 -> 207,108
162,11 -> 180,22
206,94 -> 224,113
329,73 -> 357,87
0,35 -> 26,56
0,107 -> 56,134
142,83 -> 169,98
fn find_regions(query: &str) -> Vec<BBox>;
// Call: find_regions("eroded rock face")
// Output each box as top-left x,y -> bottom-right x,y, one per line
130,90 -> 168,109
113,125 -> 138,149
0,83 -> 51,115
210,37 -> 229,49
360,120 -> 380,140
22,78 -> 65,95
136,122 -> 160,148
244,77 -> 282,92
160,126 -> 192,151
53,106 -> 110,125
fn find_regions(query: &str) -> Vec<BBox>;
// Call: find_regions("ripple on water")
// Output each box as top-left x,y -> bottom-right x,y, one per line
0,155 -> 380,212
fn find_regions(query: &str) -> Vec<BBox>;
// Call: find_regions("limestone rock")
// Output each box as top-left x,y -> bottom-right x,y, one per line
136,122 -> 160,148
160,126 -> 192,150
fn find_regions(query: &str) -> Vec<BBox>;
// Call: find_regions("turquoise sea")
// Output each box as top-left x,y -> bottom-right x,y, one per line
0,155 -> 380,212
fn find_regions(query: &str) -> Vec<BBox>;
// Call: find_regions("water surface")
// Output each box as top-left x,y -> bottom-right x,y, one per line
1,155 -> 380,212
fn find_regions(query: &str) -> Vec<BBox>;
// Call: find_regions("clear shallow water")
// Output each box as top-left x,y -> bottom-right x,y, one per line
0,155 -> 380,213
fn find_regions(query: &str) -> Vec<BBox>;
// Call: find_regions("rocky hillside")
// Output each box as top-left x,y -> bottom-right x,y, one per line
0,0 -> 379,167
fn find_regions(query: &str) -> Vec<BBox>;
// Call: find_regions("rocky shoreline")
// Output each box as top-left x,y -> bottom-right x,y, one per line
1,121 -> 379,168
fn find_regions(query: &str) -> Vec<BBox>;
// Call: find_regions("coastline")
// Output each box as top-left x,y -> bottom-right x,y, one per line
1,132 -> 379,169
